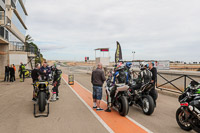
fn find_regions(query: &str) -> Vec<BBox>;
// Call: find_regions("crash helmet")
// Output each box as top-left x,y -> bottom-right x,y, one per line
126,62 -> 132,69
118,59 -> 124,63
140,62 -> 149,70
115,63 -> 125,71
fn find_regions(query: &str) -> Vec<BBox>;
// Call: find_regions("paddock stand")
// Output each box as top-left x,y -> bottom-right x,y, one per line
33,103 -> 49,118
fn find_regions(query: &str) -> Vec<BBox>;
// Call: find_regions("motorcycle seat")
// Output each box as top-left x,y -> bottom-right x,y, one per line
115,83 -> 126,87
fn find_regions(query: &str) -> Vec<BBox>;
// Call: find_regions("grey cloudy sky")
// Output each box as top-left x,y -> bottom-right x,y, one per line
25,0 -> 200,62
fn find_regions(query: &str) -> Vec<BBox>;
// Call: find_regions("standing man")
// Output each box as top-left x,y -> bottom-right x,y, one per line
4,64 -> 10,82
50,68 -> 62,102
19,62 -> 26,82
40,62 -> 51,81
9,65 -> 15,82
91,63 -> 106,111
149,62 -> 158,106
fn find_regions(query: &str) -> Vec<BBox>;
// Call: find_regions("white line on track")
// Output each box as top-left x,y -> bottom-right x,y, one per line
62,77 -> 114,133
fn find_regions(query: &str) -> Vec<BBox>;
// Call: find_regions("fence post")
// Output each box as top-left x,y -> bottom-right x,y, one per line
184,75 -> 187,90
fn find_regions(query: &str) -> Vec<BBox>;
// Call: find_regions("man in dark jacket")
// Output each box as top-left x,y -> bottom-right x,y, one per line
9,65 -> 15,82
149,62 -> 158,106
91,63 -> 106,111
4,64 -> 10,82
40,62 -> 51,81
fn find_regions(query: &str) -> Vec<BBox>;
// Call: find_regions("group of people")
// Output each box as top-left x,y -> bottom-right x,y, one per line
31,62 -> 62,102
4,64 -> 16,82
91,61 -> 158,112
4,62 -> 27,82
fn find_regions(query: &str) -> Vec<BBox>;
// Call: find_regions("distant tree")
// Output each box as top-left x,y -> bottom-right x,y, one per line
25,34 -> 34,42
24,35 -> 46,65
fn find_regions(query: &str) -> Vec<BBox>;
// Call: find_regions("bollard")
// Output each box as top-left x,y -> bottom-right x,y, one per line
68,75 -> 74,85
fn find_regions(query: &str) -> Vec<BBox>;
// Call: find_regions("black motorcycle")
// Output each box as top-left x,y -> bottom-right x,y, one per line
105,77 -> 129,116
127,81 -> 155,115
33,81 -> 50,117
176,81 -> 200,132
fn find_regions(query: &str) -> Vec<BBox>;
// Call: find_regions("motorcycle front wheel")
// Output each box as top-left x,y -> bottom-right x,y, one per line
38,92 -> 46,112
176,107 -> 192,131
118,96 -> 129,116
142,95 -> 155,115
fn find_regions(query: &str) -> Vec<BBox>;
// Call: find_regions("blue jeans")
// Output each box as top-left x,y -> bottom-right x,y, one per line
93,86 -> 102,100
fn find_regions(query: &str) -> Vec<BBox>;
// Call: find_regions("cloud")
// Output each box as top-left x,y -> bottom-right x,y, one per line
25,0 -> 200,62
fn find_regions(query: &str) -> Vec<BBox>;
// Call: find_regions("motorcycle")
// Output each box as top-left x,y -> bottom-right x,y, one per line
105,76 -> 129,116
127,81 -> 155,115
33,81 -> 50,117
176,81 -> 200,132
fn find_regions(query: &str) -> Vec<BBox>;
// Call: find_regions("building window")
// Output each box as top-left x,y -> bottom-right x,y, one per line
0,11 -> 5,21
5,30 -> 9,41
0,27 -> 4,38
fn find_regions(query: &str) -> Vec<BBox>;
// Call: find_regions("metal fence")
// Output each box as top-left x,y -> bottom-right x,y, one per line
9,42 -> 35,54
156,72 -> 200,94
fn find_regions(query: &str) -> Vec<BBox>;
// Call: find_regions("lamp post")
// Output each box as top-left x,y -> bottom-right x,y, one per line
132,51 -> 135,61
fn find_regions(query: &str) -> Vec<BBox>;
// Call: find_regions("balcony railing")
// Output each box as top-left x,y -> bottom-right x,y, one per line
11,0 -> 16,8
9,42 -> 35,54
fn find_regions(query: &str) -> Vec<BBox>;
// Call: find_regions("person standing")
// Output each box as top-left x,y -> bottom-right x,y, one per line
4,64 -> 10,82
19,62 -> 26,82
13,64 -> 16,81
40,62 -> 51,81
50,68 -> 62,102
149,62 -> 158,106
91,63 -> 106,111
9,65 -> 15,82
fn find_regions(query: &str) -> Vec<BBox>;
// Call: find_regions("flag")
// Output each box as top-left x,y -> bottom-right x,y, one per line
115,41 -> 122,63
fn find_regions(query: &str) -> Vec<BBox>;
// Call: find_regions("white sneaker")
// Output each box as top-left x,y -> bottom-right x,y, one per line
50,94 -> 56,102
56,96 -> 59,100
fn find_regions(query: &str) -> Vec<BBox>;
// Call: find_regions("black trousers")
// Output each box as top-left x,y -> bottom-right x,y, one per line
52,84 -> 59,96
10,74 -> 14,82
20,71 -> 25,81
4,72 -> 9,82
13,72 -> 15,81
149,87 -> 158,105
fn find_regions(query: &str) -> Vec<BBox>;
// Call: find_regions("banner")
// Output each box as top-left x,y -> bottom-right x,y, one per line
115,41 -> 122,63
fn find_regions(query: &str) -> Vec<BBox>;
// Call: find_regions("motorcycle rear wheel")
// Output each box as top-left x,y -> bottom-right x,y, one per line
38,92 -> 46,112
176,107 -> 192,131
142,95 -> 155,115
118,96 -> 129,116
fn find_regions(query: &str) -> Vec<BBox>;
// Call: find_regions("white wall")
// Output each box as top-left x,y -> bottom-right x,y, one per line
9,53 -> 27,65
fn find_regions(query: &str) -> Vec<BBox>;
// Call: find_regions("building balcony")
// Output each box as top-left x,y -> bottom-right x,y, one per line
9,42 -> 35,55
0,16 -> 10,44
0,12 -> 11,26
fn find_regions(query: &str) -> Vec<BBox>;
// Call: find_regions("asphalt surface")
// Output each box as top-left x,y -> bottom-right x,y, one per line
0,78 -> 108,133
64,66 -> 195,133
0,65 -> 196,133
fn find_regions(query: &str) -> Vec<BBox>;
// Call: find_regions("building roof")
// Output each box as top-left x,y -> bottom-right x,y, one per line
94,48 -> 109,51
